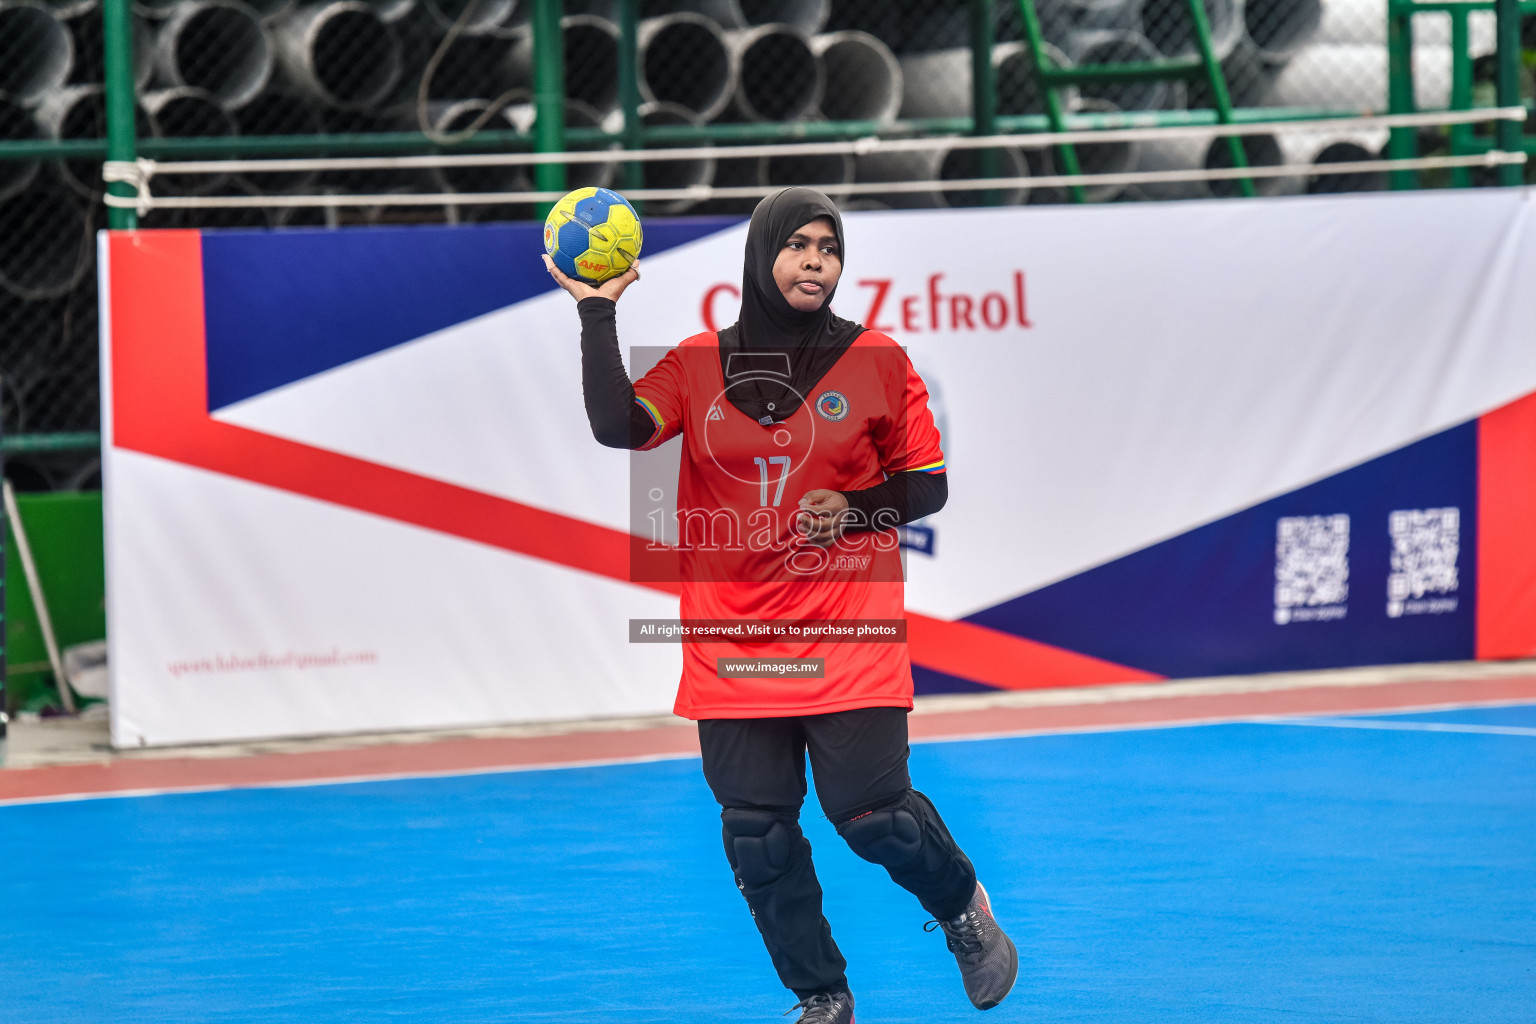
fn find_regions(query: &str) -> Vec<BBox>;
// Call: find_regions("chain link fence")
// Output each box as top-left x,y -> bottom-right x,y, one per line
1,0 -> 1533,483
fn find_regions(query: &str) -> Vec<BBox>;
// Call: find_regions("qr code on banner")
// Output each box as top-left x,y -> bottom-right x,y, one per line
1387,507 -> 1460,618
1274,514 -> 1350,624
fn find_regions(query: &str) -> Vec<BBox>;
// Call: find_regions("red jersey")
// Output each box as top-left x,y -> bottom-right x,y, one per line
631,330 -> 946,719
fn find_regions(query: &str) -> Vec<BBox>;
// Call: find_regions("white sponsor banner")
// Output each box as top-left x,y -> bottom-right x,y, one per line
104,189 -> 1536,746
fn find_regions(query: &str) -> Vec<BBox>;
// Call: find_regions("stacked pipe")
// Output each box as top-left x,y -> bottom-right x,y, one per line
1243,0 -> 1495,193
633,100 -> 715,214
887,0 -> 1492,202
0,0 -> 1507,250
120,0 -> 904,215
0,0 -> 107,448
6,1 -> 1452,232
1123,0 -> 1503,198
0,2 -> 1490,276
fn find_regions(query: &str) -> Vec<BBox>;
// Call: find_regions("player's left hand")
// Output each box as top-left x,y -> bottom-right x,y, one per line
797,489 -> 850,548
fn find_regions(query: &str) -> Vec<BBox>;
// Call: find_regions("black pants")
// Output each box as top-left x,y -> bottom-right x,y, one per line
699,707 -> 977,999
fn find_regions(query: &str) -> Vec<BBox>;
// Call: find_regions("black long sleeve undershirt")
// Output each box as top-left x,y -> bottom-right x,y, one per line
578,296 -> 655,449
576,295 -> 948,528
839,470 -> 947,534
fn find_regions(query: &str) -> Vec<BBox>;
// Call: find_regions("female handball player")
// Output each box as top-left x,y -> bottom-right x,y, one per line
543,187 -> 1017,1022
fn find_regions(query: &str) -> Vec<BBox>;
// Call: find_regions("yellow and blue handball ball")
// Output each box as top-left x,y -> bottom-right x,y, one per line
543,186 -> 643,287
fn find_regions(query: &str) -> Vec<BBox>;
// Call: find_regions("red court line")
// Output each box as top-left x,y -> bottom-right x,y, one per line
4,674 -> 1534,805
0,728 -> 704,806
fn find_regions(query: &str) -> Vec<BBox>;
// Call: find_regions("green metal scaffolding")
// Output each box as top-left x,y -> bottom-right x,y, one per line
1387,0 -> 1535,190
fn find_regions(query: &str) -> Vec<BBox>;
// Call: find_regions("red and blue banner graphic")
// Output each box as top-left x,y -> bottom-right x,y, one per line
101,190 -> 1536,746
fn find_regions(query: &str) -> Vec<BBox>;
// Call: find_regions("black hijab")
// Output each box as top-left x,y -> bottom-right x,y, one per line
717,187 -> 865,426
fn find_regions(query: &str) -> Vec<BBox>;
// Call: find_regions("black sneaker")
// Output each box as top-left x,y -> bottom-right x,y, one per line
926,881 -> 1018,1010
785,990 -> 854,1023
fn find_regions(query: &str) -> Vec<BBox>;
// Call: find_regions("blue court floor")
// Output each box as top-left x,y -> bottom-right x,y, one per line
4,705 -> 1534,1023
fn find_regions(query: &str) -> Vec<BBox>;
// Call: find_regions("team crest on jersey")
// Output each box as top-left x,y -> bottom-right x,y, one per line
815,390 -> 849,421
707,404 -> 725,421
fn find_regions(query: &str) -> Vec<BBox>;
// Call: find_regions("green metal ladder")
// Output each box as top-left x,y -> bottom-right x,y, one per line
1010,0 -> 1256,202
1387,0 -> 1532,190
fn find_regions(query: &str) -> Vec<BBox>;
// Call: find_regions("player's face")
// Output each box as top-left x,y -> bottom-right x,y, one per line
773,217 -> 842,312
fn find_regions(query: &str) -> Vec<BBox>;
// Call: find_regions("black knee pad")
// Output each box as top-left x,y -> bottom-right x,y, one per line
837,790 -> 977,921
836,794 -> 924,868
722,807 -> 804,886
836,790 -> 961,872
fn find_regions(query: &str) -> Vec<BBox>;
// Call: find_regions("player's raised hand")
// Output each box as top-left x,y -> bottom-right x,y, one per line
797,489 -> 850,548
542,254 -> 640,303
